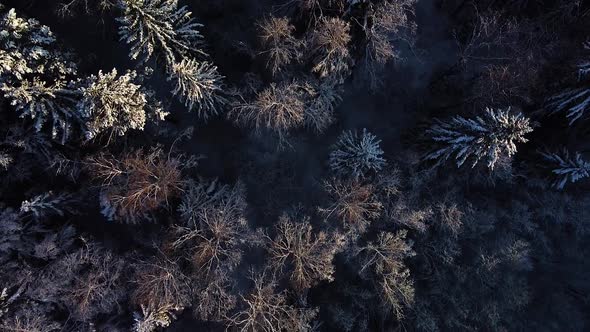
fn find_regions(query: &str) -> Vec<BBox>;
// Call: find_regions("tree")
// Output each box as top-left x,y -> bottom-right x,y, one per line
329,128 -> 386,179
19,191 -> 73,220
172,179 -> 248,276
227,272 -> 318,331
308,17 -> 353,83
355,230 -> 415,320
56,0 -> 115,17
319,179 -> 382,236
301,78 -> 341,133
131,255 -> 192,309
257,16 -> 302,75
168,59 -> 227,120
230,82 -> 305,139
63,244 -> 128,322
359,0 -> 417,90
547,40 -> 590,124
426,107 -> 533,170
541,149 -> 590,189
133,303 -> 182,332
85,148 -> 189,224
192,272 -> 236,322
0,8 -> 83,143
116,0 -> 206,68
78,69 -> 152,140
265,213 -> 344,292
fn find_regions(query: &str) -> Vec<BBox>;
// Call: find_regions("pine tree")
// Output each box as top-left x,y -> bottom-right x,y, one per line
541,149 -> 590,189
168,59 -> 227,120
79,69 -> 151,140
426,107 -> 533,170
329,128 -> 386,179
0,8 -> 84,143
547,41 -> 590,124
116,0 -> 205,69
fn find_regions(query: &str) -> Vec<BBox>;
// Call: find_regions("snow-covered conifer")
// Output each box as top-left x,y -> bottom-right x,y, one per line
426,107 -> 533,169
0,8 -> 83,143
0,8 -> 77,82
133,303 -> 181,332
116,0 -> 205,69
168,59 -> 227,119
78,69 -> 148,140
20,192 -> 72,220
547,41 -> 590,124
329,128 -> 386,179
541,149 -> 590,190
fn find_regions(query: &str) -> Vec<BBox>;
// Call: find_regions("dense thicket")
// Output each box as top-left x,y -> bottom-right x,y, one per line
0,0 -> 589,331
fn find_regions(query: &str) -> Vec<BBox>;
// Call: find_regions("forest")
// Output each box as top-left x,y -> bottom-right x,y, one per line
0,0 -> 589,331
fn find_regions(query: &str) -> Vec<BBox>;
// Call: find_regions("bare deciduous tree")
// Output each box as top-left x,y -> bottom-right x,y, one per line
230,82 -> 305,139
359,0 -> 417,90
300,78 -> 341,133
172,179 -> 248,277
319,179 -> 383,236
258,16 -> 302,75
264,213 -> 344,292
65,245 -> 127,322
131,255 -> 192,309
227,271 -> 318,331
308,17 -> 353,83
86,148 -> 190,223
133,302 -> 182,332
192,271 -> 236,322
355,230 -> 415,319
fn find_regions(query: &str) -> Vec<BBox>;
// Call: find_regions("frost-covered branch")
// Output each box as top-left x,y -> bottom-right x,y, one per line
329,128 -> 386,179
117,0 -> 205,68
79,69 -> 151,140
168,59 -> 227,119
547,40 -> 590,124
541,149 -> 590,189
426,107 -> 533,169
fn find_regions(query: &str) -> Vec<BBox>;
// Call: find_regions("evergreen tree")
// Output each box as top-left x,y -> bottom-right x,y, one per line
329,128 -> 386,179
426,107 -> 533,169
116,0 -> 205,69
541,149 -> 590,189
